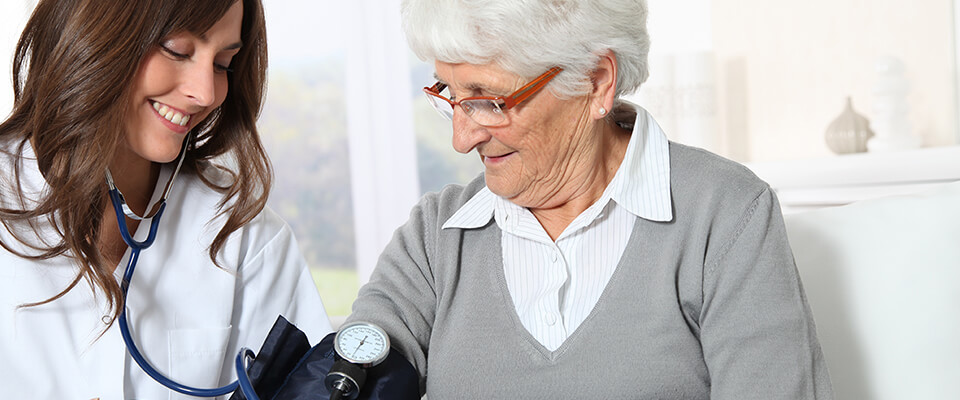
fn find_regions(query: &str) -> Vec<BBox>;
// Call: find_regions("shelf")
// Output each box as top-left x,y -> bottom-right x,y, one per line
745,146 -> 960,213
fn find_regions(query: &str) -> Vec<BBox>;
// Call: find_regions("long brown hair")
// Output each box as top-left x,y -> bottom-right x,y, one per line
0,0 -> 271,327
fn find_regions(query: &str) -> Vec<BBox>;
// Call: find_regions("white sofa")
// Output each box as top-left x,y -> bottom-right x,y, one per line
783,180 -> 960,399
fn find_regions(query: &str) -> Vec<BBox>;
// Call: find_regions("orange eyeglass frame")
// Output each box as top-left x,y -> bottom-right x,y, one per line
423,66 -> 563,111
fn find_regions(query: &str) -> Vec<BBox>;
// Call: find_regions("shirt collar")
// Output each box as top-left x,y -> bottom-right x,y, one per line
442,100 -> 673,230
442,186 -> 497,229
608,100 -> 673,222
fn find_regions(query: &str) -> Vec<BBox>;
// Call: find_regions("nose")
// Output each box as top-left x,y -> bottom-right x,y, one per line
451,108 -> 490,154
180,62 -> 218,108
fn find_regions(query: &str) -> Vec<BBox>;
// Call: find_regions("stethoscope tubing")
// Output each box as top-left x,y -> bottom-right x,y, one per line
108,189 -> 163,251
110,186 -> 257,398
236,348 -> 261,400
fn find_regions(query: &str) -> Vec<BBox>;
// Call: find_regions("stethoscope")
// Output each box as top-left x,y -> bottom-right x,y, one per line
107,133 -> 261,399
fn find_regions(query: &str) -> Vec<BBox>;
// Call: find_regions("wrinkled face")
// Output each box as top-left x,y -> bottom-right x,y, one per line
123,1 -> 243,164
435,61 -> 593,208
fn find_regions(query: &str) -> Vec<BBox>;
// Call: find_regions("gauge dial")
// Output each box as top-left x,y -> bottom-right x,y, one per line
333,322 -> 390,367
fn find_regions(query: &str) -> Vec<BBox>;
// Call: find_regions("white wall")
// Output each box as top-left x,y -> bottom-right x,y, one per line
0,1 -> 33,118
630,0 -> 722,155
712,0 -> 958,162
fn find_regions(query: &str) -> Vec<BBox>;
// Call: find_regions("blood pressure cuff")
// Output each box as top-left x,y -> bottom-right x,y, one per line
230,315 -> 420,400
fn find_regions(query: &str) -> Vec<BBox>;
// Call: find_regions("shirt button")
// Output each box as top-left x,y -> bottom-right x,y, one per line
545,313 -> 558,326
552,252 -> 559,262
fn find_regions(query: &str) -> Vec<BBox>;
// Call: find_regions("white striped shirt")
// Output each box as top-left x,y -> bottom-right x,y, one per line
442,101 -> 673,351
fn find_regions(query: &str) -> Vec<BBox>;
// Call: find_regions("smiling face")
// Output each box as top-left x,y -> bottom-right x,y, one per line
436,61 -> 605,209
122,1 -> 243,166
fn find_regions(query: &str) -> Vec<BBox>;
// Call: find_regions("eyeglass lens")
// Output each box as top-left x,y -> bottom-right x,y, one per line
425,95 -> 454,120
425,92 -> 506,127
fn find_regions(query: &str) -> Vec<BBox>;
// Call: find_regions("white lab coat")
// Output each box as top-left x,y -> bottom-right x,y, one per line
0,143 -> 333,399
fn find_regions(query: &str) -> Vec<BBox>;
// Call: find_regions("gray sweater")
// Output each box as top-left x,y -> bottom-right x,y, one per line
346,142 -> 833,399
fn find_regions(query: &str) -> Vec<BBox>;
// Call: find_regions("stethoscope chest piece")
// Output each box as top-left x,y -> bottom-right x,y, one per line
325,321 -> 390,400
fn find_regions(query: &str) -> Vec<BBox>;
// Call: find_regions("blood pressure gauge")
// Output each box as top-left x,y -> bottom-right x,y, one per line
325,321 -> 391,400
333,321 -> 390,367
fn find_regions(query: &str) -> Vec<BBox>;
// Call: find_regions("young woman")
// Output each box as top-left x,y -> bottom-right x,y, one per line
0,1 -> 331,398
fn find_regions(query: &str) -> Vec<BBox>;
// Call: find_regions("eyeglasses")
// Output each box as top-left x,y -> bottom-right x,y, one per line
422,67 -> 563,127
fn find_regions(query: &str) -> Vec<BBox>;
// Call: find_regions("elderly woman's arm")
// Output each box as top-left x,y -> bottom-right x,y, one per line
699,187 -> 834,399
343,192 -> 443,394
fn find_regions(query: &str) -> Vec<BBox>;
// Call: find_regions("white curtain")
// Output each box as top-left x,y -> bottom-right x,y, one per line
345,0 -> 421,285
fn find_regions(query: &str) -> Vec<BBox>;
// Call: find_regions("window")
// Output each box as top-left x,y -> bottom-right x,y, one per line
261,1 -> 357,316
261,0 -> 480,318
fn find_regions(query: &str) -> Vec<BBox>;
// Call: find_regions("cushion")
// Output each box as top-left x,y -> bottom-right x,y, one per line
784,181 -> 960,399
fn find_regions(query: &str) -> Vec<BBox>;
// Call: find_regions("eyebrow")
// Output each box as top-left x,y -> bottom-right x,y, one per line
432,73 -> 502,93
221,41 -> 243,51
198,32 -> 243,51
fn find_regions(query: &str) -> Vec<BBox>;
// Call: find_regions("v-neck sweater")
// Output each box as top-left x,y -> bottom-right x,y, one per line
346,142 -> 833,399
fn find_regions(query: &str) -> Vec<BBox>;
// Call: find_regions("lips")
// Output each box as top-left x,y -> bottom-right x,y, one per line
482,152 -> 514,164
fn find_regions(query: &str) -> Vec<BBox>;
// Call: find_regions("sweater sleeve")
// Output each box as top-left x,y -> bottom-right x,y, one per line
699,187 -> 834,399
344,193 -> 440,394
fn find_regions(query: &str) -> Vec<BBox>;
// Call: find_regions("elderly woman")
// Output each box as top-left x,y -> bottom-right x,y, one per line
345,0 -> 833,398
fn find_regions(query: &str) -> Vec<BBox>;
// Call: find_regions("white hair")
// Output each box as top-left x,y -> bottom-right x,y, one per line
401,0 -> 650,98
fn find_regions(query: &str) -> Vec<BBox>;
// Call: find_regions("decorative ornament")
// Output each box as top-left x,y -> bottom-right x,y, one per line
825,97 -> 874,154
